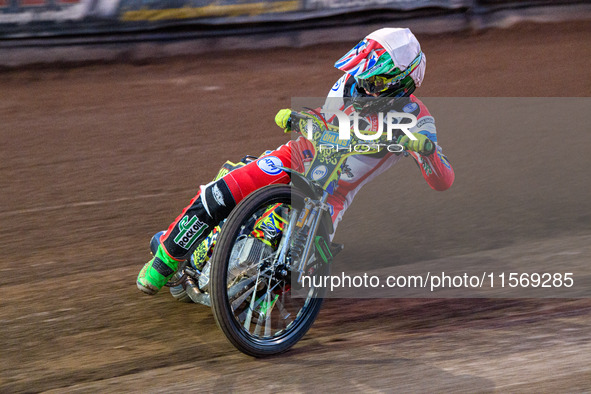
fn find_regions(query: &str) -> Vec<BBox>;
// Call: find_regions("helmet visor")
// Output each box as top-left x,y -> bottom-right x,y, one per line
357,75 -> 399,95
355,52 -> 423,95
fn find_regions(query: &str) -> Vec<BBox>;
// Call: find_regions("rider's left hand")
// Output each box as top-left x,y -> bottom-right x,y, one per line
275,109 -> 292,132
398,133 -> 436,156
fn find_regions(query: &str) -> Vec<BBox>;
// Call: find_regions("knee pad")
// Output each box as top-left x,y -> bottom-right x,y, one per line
202,179 -> 236,223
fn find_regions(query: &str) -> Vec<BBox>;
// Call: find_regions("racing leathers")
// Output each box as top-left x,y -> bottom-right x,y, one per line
137,73 -> 454,293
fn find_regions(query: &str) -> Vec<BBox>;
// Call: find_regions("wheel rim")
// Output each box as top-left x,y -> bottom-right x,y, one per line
223,201 -> 321,342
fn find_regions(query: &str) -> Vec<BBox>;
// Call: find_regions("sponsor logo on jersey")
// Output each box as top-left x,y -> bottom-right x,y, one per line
403,102 -> 419,113
311,165 -> 328,181
416,116 -> 435,128
331,78 -> 343,91
257,156 -> 283,176
174,215 -> 208,250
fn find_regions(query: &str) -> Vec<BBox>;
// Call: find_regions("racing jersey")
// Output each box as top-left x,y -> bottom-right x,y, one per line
306,73 -> 455,227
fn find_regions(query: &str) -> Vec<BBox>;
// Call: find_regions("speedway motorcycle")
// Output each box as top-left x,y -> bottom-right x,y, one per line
151,107 -> 431,357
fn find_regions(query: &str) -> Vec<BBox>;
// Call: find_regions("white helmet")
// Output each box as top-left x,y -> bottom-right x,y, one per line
334,28 -> 426,97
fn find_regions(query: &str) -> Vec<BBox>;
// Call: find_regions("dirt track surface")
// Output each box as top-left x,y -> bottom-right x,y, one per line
1,22 -> 591,392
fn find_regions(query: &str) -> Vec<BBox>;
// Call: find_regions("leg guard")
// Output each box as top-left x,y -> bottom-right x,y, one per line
159,142 -> 304,261
160,178 -> 236,260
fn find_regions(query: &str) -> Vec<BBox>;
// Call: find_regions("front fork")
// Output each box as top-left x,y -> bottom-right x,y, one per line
274,192 -> 331,284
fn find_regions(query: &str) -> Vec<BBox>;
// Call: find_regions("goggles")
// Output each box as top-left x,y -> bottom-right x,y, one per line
356,52 -> 423,94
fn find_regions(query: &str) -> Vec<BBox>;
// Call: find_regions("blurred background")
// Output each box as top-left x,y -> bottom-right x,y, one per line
1,0 -> 591,65
1,0 -> 590,392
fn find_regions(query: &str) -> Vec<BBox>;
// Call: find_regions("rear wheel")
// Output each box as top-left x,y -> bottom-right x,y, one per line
209,185 -> 329,357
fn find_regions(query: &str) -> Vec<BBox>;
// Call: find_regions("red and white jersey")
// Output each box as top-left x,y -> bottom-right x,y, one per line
319,74 -> 455,228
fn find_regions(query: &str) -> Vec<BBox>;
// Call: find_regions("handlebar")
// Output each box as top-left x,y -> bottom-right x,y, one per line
288,111 -> 313,132
290,110 -> 436,156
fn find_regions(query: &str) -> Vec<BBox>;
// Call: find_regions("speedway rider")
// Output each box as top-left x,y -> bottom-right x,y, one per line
137,27 -> 455,296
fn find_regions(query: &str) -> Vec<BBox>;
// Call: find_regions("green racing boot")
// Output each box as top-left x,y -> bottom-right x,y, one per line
137,244 -> 181,295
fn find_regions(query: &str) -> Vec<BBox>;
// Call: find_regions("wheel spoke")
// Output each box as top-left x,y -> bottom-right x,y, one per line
211,186 -> 328,356
230,280 -> 256,311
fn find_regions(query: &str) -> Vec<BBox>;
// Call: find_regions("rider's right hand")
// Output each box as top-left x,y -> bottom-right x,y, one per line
275,109 -> 292,132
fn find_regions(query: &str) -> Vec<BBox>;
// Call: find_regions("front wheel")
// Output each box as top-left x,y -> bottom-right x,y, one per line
209,185 -> 329,357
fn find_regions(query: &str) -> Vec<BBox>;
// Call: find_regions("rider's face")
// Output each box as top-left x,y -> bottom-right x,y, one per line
362,89 -> 380,97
